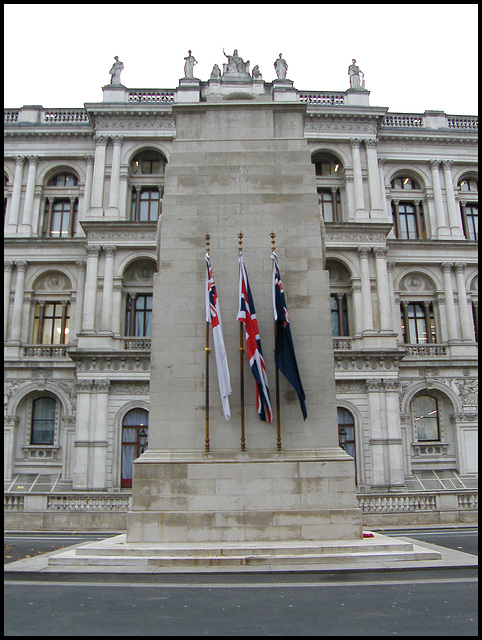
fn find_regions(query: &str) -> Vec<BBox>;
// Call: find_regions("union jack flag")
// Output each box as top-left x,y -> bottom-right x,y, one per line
205,253 -> 231,420
272,251 -> 307,420
237,253 -> 272,422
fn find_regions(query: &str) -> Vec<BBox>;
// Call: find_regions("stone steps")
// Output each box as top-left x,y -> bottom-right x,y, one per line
47,533 -> 442,570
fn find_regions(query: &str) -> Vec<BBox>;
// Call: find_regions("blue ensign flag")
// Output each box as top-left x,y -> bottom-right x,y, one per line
271,252 -> 307,420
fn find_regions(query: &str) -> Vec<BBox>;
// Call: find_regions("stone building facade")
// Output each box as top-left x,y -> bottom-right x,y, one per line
4,53 -> 478,528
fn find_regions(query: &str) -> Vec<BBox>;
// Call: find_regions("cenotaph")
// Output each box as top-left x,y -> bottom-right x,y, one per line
126,50 -> 362,545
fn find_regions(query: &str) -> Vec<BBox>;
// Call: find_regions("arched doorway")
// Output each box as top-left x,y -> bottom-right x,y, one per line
121,408 -> 149,488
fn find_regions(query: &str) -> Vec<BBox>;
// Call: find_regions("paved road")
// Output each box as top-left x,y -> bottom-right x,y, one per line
4,527 -> 478,636
4,574 -> 478,636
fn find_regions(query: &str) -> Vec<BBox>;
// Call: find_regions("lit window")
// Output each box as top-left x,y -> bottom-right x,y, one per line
33,302 -> 70,344
391,176 -> 419,190
48,172 -> 78,187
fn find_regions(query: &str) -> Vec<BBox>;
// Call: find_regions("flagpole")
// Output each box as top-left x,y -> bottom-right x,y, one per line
270,231 -> 282,452
204,233 -> 211,453
238,231 -> 246,452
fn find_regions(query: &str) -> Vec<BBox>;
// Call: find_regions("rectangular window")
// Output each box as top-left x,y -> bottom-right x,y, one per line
392,201 -> 425,239
31,397 -> 56,445
462,203 -> 478,240
413,395 -> 440,441
33,302 -> 70,344
44,198 -> 77,237
125,294 -> 152,337
131,188 -> 161,222
401,302 -> 436,344
330,294 -> 348,336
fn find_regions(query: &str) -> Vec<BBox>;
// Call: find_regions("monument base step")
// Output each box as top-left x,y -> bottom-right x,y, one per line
48,532 -> 442,570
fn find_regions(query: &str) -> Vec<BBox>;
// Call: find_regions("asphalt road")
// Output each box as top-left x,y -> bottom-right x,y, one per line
3,527 -> 478,636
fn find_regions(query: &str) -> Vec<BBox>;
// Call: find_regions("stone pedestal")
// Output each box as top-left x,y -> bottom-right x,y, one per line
127,99 -> 363,544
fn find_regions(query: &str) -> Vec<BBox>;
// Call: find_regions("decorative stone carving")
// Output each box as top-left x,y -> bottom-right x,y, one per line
183,50 -> 198,78
109,56 -> 124,85
222,49 -> 250,78
274,53 -> 288,80
348,59 -> 365,89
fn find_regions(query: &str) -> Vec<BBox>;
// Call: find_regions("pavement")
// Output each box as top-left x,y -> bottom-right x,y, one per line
4,529 -> 478,578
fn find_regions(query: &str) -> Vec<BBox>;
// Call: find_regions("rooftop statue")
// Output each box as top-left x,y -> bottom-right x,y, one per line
183,50 -> 198,78
109,56 -> 124,85
348,58 -> 365,89
222,48 -> 250,76
274,53 -> 288,80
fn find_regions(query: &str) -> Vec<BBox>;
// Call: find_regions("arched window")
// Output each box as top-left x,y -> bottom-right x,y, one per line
129,150 -> 166,222
312,152 -> 344,222
337,407 -> 356,484
391,176 -> 419,190
327,260 -> 352,338
48,173 -> 78,187
458,177 -> 478,240
121,408 -> 149,487
42,171 -> 79,237
412,395 -> 440,442
31,397 -> 56,445
390,174 -> 426,239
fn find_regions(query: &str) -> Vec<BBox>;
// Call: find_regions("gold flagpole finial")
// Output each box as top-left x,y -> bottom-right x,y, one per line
270,231 -> 276,252
238,231 -> 244,254
205,233 -> 211,255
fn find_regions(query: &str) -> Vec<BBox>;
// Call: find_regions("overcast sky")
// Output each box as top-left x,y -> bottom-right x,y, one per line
4,4 -> 478,115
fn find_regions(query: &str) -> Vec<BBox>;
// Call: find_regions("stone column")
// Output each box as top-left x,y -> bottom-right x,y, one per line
72,380 -> 93,489
101,246 -> 116,331
108,135 -> 123,210
430,160 -> 449,237
441,262 -> 458,341
441,160 -> 464,238
357,247 -> 374,332
387,261 -> 402,339
4,261 -> 14,340
18,155 -> 39,236
10,261 -> 27,343
90,135 -> 107,213
350,139 -> 366,216
365,139 -> 383,217
75,260 -> 87,339
82,245 -> 101,332
454,262 -> 474,340
112,281 -> 123,335
383,380 -> 405,487
119,173 -> 129,219
351,282 -> 363,336
373,247 -> 392,331
91,379 -> 110,489
344,174 -> 355,221
7,156 -> 25,232
84,155 -> 94,211
378,158 -> 387,216
367,380 -> 386,487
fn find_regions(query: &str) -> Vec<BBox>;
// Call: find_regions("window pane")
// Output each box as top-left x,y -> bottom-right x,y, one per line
123,408 -> 149,427
31,397 -> 56,445
330,295 -> 340,336
413,396 -> 439,441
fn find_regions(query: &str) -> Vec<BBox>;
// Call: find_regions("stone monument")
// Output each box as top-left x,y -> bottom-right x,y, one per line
126,50 -> 363,547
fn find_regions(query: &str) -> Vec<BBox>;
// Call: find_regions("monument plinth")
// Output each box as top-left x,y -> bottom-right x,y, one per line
126,96 -> 362,544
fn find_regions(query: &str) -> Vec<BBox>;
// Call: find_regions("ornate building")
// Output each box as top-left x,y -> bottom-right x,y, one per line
4,52 -> 478,528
